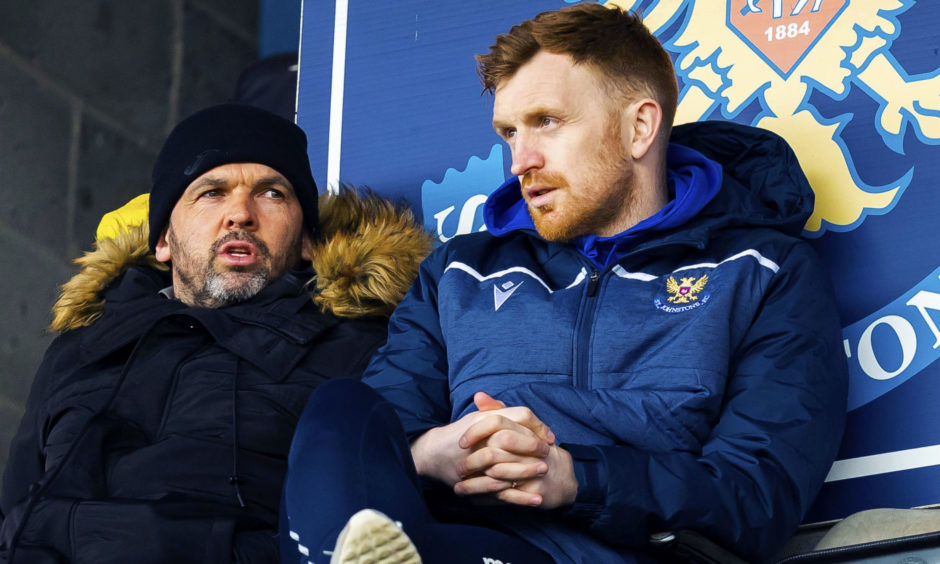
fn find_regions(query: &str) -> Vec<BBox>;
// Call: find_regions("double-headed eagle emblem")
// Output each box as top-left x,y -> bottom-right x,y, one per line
666,275 -> 709,304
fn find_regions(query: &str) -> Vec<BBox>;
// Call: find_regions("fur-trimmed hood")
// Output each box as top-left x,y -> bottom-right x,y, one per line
51,189 -> 432,332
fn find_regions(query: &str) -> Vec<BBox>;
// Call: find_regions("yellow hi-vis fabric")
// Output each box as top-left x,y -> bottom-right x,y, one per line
96,194 -> 149,241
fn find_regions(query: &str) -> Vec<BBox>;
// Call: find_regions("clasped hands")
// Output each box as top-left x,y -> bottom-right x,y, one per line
410,392 -> 577,509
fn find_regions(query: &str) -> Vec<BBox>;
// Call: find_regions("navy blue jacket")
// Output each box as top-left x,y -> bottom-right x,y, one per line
363,122 -> 848,563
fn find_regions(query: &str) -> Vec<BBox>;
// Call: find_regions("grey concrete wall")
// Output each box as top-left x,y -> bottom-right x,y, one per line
0,0 -> 258,480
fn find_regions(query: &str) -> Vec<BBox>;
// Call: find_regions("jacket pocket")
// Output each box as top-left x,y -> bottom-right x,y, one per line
588,366 -> 724,452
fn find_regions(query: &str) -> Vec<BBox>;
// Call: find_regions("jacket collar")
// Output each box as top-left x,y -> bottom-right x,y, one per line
79,268 -> 338,380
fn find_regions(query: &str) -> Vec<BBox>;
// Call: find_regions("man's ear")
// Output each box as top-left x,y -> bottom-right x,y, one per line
301,234 -> 314,262
624,98 -> 663,160
154,227 -> 172,262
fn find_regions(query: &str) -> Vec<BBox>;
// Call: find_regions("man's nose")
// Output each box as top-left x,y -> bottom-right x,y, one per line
224,192 -> 256,229
509,133 -> 544,177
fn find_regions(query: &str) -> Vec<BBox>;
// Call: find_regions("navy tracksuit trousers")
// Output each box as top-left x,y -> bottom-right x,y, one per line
279,379 -> 553,564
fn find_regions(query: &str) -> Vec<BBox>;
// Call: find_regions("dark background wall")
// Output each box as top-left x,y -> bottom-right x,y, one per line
0,0 -> 301,480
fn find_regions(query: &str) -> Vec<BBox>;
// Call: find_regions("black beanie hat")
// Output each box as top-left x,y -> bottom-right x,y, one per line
148,103 -> 319,251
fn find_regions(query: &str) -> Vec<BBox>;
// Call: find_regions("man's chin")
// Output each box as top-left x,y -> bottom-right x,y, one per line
531,209 -> 577,242
203,270 -> 269,306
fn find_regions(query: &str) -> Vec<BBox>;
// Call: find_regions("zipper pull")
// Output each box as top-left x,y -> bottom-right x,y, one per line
587,270 -> 600,297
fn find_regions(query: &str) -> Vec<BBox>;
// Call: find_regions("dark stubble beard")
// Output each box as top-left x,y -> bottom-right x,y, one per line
170,230 -> 289,308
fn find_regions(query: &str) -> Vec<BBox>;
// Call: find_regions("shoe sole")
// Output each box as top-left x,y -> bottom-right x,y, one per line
331,509 -> 421,564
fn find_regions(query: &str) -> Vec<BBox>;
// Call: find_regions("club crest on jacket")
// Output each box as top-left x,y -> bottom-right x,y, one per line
655,274 -> 711,313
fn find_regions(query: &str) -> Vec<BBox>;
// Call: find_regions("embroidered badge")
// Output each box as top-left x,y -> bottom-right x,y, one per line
655,275 -> 710,313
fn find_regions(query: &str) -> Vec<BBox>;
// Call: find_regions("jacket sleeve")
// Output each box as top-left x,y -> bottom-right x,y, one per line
562,242 -> 848,562
0,335 -> 64,526
0,401 -> 42,528
361,246 -> 452,440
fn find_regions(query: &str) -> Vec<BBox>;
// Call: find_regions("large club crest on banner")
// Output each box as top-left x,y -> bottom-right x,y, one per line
728,0 -> 848,77
298,0 -> 940,523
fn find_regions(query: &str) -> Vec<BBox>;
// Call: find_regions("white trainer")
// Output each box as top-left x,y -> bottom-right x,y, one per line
329,509 -> 422,564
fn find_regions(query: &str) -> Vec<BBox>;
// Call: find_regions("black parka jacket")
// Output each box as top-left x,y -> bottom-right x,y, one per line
0,191 -> 431,564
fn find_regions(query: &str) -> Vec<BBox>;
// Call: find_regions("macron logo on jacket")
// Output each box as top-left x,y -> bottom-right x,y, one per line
493,281 -> 524,311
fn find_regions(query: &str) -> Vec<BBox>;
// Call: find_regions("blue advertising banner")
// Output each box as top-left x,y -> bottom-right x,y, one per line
298,0 -> 940,523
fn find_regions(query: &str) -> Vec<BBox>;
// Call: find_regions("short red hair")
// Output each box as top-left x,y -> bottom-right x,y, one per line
476,3 -> 678,134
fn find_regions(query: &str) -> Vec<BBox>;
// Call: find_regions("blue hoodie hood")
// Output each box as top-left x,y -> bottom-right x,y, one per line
483,143 -> 723,268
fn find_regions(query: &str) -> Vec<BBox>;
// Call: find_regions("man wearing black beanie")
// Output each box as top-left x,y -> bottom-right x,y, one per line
149,103 -> 322,308
0,104 -> 431,563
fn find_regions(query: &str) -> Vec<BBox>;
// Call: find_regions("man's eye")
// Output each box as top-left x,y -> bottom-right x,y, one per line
200,189 -> 222,198
503,128 -> 516,139
263,188 -> 285,199
540,117 -> 555,128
